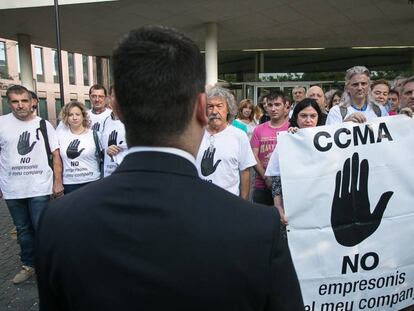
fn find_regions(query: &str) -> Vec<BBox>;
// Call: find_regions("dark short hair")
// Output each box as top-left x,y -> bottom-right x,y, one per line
388,89 -> 399,98
29,91 -> 38,101
328,90 -> 343,109
112,26 -> 205,146
267,90 -> 286,104
89,84 -> 107,96
289,98 -> 324,128
6,85 -> 31,102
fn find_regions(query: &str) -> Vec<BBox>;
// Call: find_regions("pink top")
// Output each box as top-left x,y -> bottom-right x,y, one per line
250,120 -> 289,189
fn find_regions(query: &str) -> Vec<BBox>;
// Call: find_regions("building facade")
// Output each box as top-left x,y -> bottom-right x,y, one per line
0,37 -> 110,126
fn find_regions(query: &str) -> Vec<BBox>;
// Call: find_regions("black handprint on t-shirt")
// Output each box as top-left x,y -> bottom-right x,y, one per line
17,131 -> 37,155
66,139 -> 85,159
201,147 -> 221,176
331,152 -> 393,247
108,130 -> 118,146
92,122 -> 100,131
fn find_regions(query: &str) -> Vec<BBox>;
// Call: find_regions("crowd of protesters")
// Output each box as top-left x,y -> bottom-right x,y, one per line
0,63 -> 413,311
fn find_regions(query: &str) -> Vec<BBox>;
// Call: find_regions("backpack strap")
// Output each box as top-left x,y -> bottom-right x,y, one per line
92,130 -> 104,178
39,119 -> 53,169
339,106 -> 348,120
372,104 -> 381,117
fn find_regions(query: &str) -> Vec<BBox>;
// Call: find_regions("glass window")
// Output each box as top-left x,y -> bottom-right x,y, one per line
0,41 -> 8,79
84,99 -> 91,109
2,96 -> 11,115
68,52 -> 75,85
82,54 -> 89,86
52,49 -> 59,83
55,98 -> 62,121
34,47 -> 44,82
38,98 -> 48,120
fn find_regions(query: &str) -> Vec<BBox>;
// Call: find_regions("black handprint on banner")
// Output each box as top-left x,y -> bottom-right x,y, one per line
66,139 -> 85,159
201,147 -> 221,176
92,122 -> 100,131
331,152 -> 393,247
17,131 -> 37,155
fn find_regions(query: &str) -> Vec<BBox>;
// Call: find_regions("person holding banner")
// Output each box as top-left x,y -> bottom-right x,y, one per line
326,66 -> 388,125
400,76 -> 414,113
265,98 -> 324,225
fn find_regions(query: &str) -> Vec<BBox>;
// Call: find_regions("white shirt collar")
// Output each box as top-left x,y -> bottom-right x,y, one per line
127,146 -> 196,166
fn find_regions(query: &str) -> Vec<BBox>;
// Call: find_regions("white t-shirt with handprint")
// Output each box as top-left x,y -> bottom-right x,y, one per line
88,108 -> 112,133
101,116 -> 127,177
0,114 -> 58,199
58,127 -> 100,185
195,125 -> 256,196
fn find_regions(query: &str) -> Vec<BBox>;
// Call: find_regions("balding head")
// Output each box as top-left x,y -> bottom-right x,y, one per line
306,85 -> 326,112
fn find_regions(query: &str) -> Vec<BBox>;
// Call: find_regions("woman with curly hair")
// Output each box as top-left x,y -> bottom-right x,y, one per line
57,101 -> 102,194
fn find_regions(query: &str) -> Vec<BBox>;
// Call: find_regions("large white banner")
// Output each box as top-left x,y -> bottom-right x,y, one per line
278,116 -> 414,311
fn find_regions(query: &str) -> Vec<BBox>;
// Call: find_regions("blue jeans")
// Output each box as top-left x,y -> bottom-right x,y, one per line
64,182 -> 90,194
5,195 -> 50,267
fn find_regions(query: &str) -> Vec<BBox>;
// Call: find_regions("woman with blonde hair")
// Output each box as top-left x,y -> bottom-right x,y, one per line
58,101 -> 102,194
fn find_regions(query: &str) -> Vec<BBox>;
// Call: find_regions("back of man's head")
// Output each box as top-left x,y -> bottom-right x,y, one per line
112,26 -> 206,147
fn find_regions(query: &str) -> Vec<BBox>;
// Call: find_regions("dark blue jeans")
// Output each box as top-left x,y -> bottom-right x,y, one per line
64,182 -> 90,194
5,195 -> 50,267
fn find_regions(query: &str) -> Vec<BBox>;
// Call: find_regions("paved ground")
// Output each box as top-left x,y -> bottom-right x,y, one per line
0,199 -> 39,311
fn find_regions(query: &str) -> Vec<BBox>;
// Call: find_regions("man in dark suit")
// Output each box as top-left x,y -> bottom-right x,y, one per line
36,26 -> 304,311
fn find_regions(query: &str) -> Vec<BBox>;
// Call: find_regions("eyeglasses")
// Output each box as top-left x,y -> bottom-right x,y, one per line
90,95 -> 105,99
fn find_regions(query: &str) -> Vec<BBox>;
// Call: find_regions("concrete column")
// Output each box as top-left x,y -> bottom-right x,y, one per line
17,34 -> 34,90
205,23 -> 218,86
259,51 -> 264,73
254,52 -> 265,81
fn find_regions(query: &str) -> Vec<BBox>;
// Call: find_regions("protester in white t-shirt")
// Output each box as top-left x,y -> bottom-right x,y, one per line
101,111 -> 127,177
88,84 -> 112,132
56,84 -> 112,133
195,86 -> 256,198
326,66 -> 387,125
58,101 -> 101,194
0,85 -> 63,284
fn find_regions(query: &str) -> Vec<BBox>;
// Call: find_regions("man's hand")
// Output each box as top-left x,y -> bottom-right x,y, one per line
331,152 -> 393,247
107,145 -> 122,159
66,139 -> 85,159
17,131 -> 37,155
344,112 -> 367,123
52,182 -> 64,198
400,107 -> 413,118
200,147 -> 221,176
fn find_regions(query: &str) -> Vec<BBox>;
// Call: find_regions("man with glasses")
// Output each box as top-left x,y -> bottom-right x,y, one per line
88,84 -> 112,132
326,66 -> 387,125
289,86 -> 306,118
